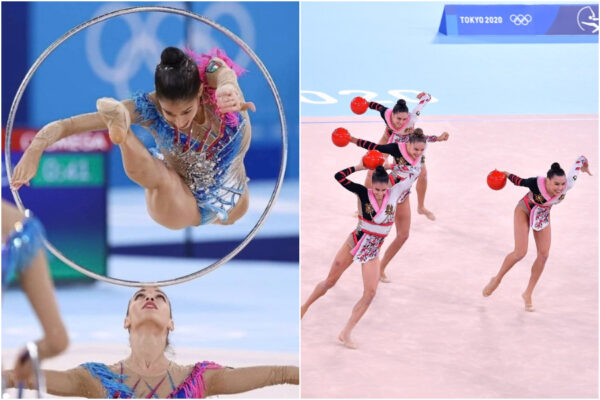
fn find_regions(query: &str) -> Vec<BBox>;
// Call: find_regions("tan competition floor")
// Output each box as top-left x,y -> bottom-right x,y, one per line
300,114 -> 598,398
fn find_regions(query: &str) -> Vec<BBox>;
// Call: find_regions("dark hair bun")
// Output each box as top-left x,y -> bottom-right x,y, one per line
546,162 -> 565,178
155,47 -> 200,101
371,165 -> 390,185
160,47 -> 186,68
408,128 -> 427,144
393,99 -> 409,114
374,165 -> 387,175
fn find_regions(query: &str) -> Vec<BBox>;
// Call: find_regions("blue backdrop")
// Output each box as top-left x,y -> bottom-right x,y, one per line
301,2 -> 598,117
439,4 -> 599,36
2,1 -> 299,184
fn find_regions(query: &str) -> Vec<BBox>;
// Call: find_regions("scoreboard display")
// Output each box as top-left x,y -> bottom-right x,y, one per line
2,128 -> 110,283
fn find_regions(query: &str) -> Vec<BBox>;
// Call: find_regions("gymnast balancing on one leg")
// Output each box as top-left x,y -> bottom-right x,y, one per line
11,47 -> 255,229
2,201 -> 69,385
348,129 -> 449,282
358,92 -> 438,220
483,157 -> 591,311
301,162 -> 413,349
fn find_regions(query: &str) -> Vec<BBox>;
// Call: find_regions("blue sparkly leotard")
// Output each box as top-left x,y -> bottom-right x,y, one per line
132,93 -> 246,225
2,210 -> 46,288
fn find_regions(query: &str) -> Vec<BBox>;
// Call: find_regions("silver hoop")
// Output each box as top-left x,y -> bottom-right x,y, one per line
4,6 -> 288,287
15,342 -> 47,398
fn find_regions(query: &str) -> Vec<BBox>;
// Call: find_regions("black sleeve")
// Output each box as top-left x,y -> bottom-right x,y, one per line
355,138 -> 402,158
335,166 -> 368,196
368,102 -> 387,121
508,174 -> 538,192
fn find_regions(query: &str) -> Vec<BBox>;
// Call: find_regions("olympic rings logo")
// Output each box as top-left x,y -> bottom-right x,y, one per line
85,2 -> 255,99
509,14 -> 532,26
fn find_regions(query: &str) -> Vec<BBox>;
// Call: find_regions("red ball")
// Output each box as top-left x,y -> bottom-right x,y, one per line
487,170 -> 507,190
332,127 -> 350,147
363,150 -> 385,170
350,97 -> 369,115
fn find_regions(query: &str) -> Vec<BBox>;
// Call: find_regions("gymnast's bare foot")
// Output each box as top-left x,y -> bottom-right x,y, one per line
379,272 -> 391,283
417,207 -> 436,221
338,331 -> 357,349
522,293 -> 534,312
482,277 -> 500,297
300,305 -> 308,319
96,98 -> 130,145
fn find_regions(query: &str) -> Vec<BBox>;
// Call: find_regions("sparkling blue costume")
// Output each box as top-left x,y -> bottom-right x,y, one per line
132,93 -> 246,225
2,210 -> 46,288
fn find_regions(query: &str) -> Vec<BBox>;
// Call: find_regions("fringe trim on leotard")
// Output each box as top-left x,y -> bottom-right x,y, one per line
168,361 -> 222,398
186,48 -> 246,80
81,363 -> 133,399
185,48 -> 246,128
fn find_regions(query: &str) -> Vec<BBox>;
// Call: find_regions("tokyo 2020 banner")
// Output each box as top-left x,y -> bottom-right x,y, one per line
439,4 -> 599,35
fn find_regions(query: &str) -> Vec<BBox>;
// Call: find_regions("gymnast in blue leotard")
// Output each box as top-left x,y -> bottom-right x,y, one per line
11,47 -> 254,230
2,200 -> 69,385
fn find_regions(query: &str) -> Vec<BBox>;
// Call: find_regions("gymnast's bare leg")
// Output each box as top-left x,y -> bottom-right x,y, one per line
2,201 -> 69,382
301,240 -> 354,319
338,257 -> 380,349
521,223 -> 551,311
483,206 -> 529,298
96,100 -> 202,229
379,196 -> 411,282
416,164 -> 435,220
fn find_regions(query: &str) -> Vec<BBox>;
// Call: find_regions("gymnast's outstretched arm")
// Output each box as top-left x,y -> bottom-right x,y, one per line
367,101 -> 388,121
506,173 -> 538,192
349,136 -> 403,159
10,100 -> 139,189
202,365 -> 299,396
393,131 -> 448,143
566,155 -> 590,190
3,367 -> 101,398
411,92 -> 431,116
